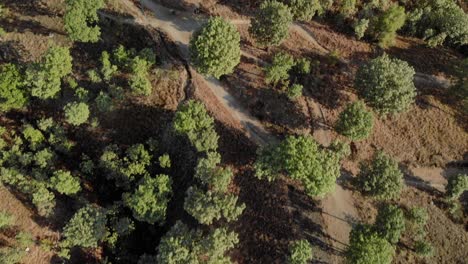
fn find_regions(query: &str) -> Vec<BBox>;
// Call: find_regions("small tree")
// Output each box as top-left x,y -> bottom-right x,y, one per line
357,151 -> 403,200
123,175 -> 172,225
265,52 -> 295,85
63,102 -> 90,126
355,54 -> 416,115
445,174 -> 468,200
347,224 -> 395,264
375,204 -> 405,244
369,5 -> 406,47
129,56 -> 153,96
50,170 -> 81,195
100,51 -> 118,81
282,0 -> 320,21
0,211 -> 14,230
354,19 -> 369,40
249,0 -> 293,47
62,205 -> 107,248
32,185 -> 56,217
287,239 -> 313,264
0,64 -> 27,112
335,101 -> 374,141
64,0 -> 105,42
287,84 -> 303,100
190,17 -> 241,79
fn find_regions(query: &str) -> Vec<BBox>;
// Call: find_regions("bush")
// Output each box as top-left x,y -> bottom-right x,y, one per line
0,211 -> 14,230
335,101 -> 374,141
101,51 -> 118,81
354,19 -> 369,40
27,46 -> 73,99
287,84 -> 303,99
64,0 -> 105,42
355,54 -> 416,115
62,205 -> 107,248
32,184 -> 56,217
340,0 -> 356,17
407,206 -> 428,237
0,63 -> 27,112
123,175 -> 172,225
129,57 -> 152,96
50,170 -> 81,195
159,154 -> 171,168
414,240 -> 434,257
195,152 -> 232,193
64,102 -> 90,126
369,5 -> 406,47
375,204 -> 405,244
265,52 -> 295,85
287,239 -> 313,264
156,221 -> 239,263
347,224 -> 395,264
22,124 -> 45,150
282,0 -> 320,21
445,174 -> 468,200
190,17 -> 241,79
249,0 -> 293,47
95,91 -> 113,112
357,152 -> 403,200
173,100 -> 219,153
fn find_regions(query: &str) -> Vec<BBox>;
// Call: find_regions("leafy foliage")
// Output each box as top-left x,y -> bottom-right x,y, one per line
64,0 -> 105,42
50,170 -> 81,195
26,46 -> 73,99
101,51 -> 118,81
0,211 -> 14,230
62,205 -> 107,248
173,100 -> 219,153
375,204 -> 405,244
63,102 -> 90,126
123,175 -> 172,225
445,174 -> 468,200
347,224 -> 395,264
156,221 -> 239,264
354,19 -> 369,40
249,0 -> 293,46
190,17 -> 241,79
159,154 -> 171,168
369,5 -> 406,47
335,101 -> 374,141
0,63 -> 27,112
287,84 -> 303,99
282,0 -> 320,21
357,152 -> 403,200
355,54 -> 416,115
287,239 -> 313,264
414,240 -> 434,257
265,52 -> 295,85
129,56 -> 153,96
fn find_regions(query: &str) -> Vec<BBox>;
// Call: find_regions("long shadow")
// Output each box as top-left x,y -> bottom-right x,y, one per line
0,40 -> 28,64
399,164 -> 444,197
217,0 -> 261,16
2,0 -> 57,17
0,17 -> 64,36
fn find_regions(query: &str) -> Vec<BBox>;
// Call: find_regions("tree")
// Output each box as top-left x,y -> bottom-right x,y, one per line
64,0 -> 105,42
287,84 -> 303,100
375,204 -> 405,244
357,151 -> 403,200
32,184 -> 56,217
249,0 -> 293,47
287,239 -> 313,264
335,101 -> 374,141
156,221 -> 239,264
129,56 -> 153,96
282,0 -> 320,21
194,152 -> 231,193
355,54 -> 416,115
265,52 -> 295,85
62,205 -> 107,248
445,174 -> 468,200
173,100 -> 219,153
101,51 -> 118,81
0,64 -> 27,112
354,19 -> 369,40
123,175 -> 172,225
347,224 -> 395,264
50,170 -> 81,195
63,102 -> 90,126
27,46 -> 73,99
190,17 -> 241,79
369,5 -> 406,47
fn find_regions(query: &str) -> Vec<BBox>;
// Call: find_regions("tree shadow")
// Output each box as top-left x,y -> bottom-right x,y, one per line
1,0 -> 56,17
0,17 -> 64,36
0,40 -> 29,64
217,0 -> 261,16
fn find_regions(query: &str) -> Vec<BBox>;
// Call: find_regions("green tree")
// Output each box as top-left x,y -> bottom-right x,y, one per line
287,84 -> 303,99
335,101 -> 374,141
50,170 -> 81,195
354,19 -> 369,40
355,54 -> 416,115
375,204 -> 405,244
27,46 -> 73,99
347,224 -> 395,264
265,52 -> 295,85
282,0 -> 320,21
101,51 -> 118,81
445,174 -> 468,200
62,205 -> 107,248
63,102 -> 90,125
159,154 -> 171,168
369,4 -> 406,47
190,17 -> 241,79
64,0 -> 105,42
32,184 -> 56,217
0,64 -> 27,112
249,0 -> 293,47
129,56 -> 153,96
287,239 -> 313,264
123,175 -> 172,225
174,100 -> 219,153
357,152 -> 403,200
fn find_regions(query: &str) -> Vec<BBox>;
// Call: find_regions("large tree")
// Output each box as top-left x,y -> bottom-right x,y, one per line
347,224 -> 395,264
190,17 -> 241,79
374,204 -> 405,244
0,64 -> 28,112
64,0 -> 105,42
62,205 -> 107,248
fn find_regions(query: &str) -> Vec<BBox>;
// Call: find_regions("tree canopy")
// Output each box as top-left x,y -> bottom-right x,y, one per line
287,239 -> 313,264
0,64 -> 27,112
62,205 -> 107,248
63,102 -> 90,126
64,0 -> 105,42
347,224 -> 395,264
375,204 -> 405,244
335,101 -> 374,141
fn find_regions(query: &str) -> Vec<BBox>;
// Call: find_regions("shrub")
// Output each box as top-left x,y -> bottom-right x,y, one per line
173,100 -> 219,153
159,154 -> 171,168
357,152 -> 403,200
369,5 -> 406,47
282,0 -> 320,21
16,232 -> 34,248
354,19 -> 369,40
340,0 -> 356,17
194,152 -> 232,193
62,205 -> 107,248
95,91 -> 113,112
375,204 -> 405,244
294,58 -> 311,74
190,17 -> 241,79
445,174 -> 468,200
64,102 -> 90,125
287,239 -> 313,264
27,46 -> 73,99
287,84 -> 303,99
414,240 -> 434,257
0,248 -> 24,264
87,69 -> 102,83
74,87 -> 89,102
22,125 -> 45,150
64,0 -> 105,42
101,51 -> 118,81
0,63 -> 27,112
347,224 -> 395,264
355,54 -> 416,115
0,211 -> 14,230
249,0 -> 293,47
407,206 -> 428,233
335,101 -> 374,141
50,170 -> 81,195
123,175 -> 172,225
265,52 -> 295,85
32,185 -> 56,217
156,221 -> 239,263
